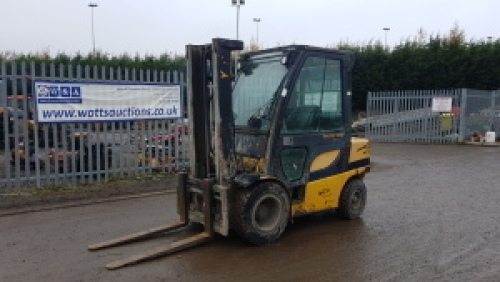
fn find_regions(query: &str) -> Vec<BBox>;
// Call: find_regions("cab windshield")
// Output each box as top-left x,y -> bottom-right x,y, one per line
233,53 -> 287,129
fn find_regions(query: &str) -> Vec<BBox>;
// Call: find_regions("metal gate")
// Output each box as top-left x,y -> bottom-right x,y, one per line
366,89 -> 463,143
463,89 -> 500,139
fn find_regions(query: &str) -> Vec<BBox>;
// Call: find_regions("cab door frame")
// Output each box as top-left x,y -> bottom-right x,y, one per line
266,49 -> 354,200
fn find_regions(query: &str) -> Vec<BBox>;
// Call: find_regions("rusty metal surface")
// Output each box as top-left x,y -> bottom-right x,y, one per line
88,173 -> 216,270
1,143 -> 499,281
201,178 -> 215,238
87,222 -> 187,251
185,44 -> 211,179
211,39 -> 243,185
106,233 -> 211,270
176,172 -> 188,223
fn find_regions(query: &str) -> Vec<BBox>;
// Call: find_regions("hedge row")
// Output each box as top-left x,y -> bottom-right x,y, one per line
2,27 -> 499,111
0,52 -> 186,76
345,36 -> 500,111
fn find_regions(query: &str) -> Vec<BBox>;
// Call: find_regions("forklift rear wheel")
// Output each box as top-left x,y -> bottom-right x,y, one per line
233,182 -> 290,245
337,179 -> 367,220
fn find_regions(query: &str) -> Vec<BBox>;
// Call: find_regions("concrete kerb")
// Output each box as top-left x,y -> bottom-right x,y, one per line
463,141 -> 500,147
0,189 -> 175,217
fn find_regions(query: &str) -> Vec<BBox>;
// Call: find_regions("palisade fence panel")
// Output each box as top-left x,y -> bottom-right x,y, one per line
0,61 -> 187,190
366,90 -> 463,143
366,89 -> 500,144
464,89 -> 500,137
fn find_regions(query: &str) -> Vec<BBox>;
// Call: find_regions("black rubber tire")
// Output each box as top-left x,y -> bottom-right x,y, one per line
232,182 -> 290,245
337,179 -> 367,220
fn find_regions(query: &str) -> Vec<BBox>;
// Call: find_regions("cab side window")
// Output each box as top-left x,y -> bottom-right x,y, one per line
283,56 -> 344,133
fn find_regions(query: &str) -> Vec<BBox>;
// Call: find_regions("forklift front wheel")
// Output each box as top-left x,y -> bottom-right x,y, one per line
337,179 -> 367,220
233,182 -> 290,245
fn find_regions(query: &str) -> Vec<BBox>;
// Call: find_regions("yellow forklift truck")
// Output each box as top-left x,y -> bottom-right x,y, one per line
89,38 -> 370,269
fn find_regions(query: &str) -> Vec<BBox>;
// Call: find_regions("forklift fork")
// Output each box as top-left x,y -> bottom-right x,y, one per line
88,173 -> 214,270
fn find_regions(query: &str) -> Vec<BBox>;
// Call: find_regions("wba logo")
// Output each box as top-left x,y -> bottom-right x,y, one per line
37,85 -> 81,98
36,84 -> 82,104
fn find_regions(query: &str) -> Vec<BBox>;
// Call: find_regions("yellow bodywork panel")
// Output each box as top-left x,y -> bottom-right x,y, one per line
291,137 -> 370,217
310,150 -> 340,172
309,137 -> 369,172
291,168 -> 367,217
349,137 -> 370,163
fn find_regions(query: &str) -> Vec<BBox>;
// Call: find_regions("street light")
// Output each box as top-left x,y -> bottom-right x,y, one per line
89,3 -> 98,55
232,0 -> 245,40
253,18 -> 261,47
383,27 -> 390,49
232,0 -> 245,75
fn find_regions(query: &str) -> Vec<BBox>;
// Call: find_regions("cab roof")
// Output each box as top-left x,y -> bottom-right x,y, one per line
240,45 -> 353,60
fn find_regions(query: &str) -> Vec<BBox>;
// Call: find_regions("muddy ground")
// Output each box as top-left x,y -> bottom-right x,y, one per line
1,143 -> 499,281
0,175 -> 173,214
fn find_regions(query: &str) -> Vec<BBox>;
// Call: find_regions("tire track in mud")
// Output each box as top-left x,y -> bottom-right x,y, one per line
433,231 -> 500,280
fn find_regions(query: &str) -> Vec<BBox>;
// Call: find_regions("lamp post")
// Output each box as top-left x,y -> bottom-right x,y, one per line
253,18 -> 261,47
232,0 -> 245,40
89,3 -> 98,55
383,27 -> 390,49
232,0 -> 245,75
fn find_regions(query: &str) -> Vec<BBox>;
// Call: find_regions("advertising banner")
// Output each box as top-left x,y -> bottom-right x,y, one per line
34,81 -> 182,123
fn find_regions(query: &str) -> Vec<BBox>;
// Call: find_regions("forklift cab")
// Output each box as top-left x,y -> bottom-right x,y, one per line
233,46 -> 357,205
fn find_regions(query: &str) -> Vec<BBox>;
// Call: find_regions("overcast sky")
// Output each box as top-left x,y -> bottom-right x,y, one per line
1,0 -> 498,57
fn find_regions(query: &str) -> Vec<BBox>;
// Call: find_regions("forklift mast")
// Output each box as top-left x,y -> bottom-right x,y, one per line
186,38 -> 243,184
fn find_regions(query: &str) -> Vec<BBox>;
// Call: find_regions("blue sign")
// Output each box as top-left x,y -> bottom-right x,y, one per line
61,87 -> 71,97
36,84 -> 83,104
49,86 -> 59,97
71,87 -> 81,97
